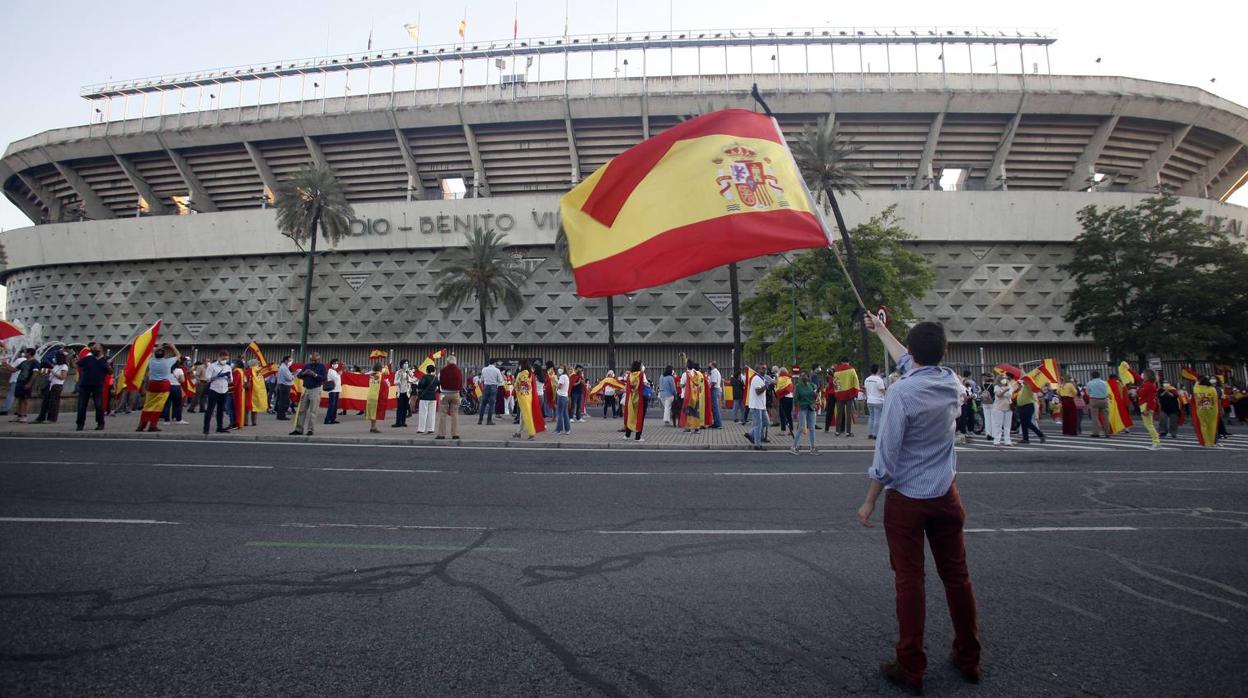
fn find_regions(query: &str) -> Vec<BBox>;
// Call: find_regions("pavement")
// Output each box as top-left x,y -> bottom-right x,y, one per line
1,436 -> 1246,696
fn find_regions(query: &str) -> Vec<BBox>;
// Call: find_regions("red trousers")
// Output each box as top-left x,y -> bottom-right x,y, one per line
884,484 -> 981,683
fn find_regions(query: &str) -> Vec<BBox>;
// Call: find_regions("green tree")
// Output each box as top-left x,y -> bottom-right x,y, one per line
274,165 -> 354,362
742,207 -> 934,367
1060,194 -> 1248,361
791,114 -> 873,369
434,228 -> 527,362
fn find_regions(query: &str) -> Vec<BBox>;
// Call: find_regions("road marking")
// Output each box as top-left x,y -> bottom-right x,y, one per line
281,522 -> 491,531
152,463 -> 273,470
595,529 -> 813,535
19,460 -> 99,465
244,541 -> 515,553
999,526 -> 1137,532
1105,578 -> 1228,623
714,472 -> 859,476
0,516 -> 180,525
319,467 -> 442,473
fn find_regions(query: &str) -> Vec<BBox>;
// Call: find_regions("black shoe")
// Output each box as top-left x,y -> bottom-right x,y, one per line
486,421 -> 494,425
879,661 -> 923,695
216,428 -> 230,433
76,425 -> 84,431
275,417 -> 289,421
289,430 -> 303,435
306,431 -> 314,436
743,433 -> 754,444
95,425 -> 105,431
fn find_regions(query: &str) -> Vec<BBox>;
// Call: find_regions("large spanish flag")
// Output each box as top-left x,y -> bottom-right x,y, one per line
1191,384 -> 1219,446
560,109 -> 831,297
116,320 -> 161,394
1104,376 -> 1134,435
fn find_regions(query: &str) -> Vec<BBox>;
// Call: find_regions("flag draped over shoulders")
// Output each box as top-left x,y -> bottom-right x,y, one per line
1191,384 -> 1219,446
624,370 -> 647,433
516,369 -> 545,436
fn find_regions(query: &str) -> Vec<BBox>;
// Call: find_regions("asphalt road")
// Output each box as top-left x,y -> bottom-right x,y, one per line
1,437 -> 1245,696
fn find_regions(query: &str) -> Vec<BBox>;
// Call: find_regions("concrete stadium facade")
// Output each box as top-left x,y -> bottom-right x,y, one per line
3,71 -> 1248,370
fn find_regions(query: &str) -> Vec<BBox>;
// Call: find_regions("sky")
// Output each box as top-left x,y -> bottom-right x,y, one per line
1,0 -> 1246,313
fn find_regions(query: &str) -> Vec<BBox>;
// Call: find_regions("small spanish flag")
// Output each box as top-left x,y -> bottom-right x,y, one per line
1022,358 -> 1060,392
1180,366 -> 1198,383
457,19 -> 466,39
417,349 -> 446,376
560,109 -> 830,297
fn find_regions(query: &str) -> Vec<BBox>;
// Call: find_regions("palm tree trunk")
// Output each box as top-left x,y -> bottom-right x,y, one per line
606,296 -> 616,373
478,282 -> 490,366
824,188 -> 871,372
297,210 -> 320,363
728,262 -> 743,375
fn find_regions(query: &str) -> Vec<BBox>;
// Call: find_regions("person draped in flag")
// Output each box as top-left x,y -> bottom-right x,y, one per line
230,359 -> 248,430
137,343 -> 181,432
831,358 -> 861,437
774,368 -> 795,436
679,361 -> 711,432
1136,369 -> 1162,449
248,359 -> 268,426
365,363 -> 387,433
1059,375 -> 1080,436
543,361 -> 558,420
1105,372 -> 1134,436
513,359 -> 545,440
622,360 -> 648,441
1191,376 -> 1221,447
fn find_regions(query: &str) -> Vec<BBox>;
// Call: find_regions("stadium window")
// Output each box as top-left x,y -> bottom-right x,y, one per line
938,167 -> 966,192
440,177 -> 466,200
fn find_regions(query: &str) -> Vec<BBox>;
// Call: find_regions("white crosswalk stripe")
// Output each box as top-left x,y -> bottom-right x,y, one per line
958,428 -> 1246,452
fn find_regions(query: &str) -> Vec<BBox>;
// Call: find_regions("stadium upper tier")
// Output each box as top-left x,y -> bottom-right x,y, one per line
4,72 -> 1247,223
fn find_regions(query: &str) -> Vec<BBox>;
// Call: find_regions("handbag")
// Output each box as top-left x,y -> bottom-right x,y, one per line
323,380 -> 336,391
642,385 -> 654,400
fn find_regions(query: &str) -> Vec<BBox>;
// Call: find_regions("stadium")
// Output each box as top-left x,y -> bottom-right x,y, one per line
2,28 -> 1247,371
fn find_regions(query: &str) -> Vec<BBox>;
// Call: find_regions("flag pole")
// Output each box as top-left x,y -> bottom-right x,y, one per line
750,83 -> 868,313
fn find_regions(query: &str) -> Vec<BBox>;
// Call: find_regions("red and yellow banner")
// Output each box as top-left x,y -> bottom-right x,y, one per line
1022,358 -> 1060,392
560,109 -> 830,297
1105,377 -> 1134,435
1180,366 -> 1198,383
589,375 -> 626,396
1191,384 -> 1219,446
116,320 -> 161,394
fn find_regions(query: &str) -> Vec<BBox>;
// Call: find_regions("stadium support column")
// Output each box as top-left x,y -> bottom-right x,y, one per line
564,97 -> 582,185
458,106 -> 491,197
302,135 -> 331,170
158,136 -> 218,212
14,171 -> 62,222
986,98 -> 1024,191
112,152 -> 168,215
1180,143 -> 1242,198
1127,123 -> 1193,192
913,101 -> 948,190
386,112 -> 425,200
2,181 -> 44,224
1062,113 -> 1120,191
1213,160 -> 1248,202
51,161 -> 115,220
244,142 -> 281,202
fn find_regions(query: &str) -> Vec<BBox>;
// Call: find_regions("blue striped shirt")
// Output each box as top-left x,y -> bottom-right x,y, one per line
867,353 -> 960,499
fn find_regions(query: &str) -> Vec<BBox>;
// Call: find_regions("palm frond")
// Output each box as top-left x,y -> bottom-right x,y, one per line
274,165 -> 354,246
433,228 -> 528,316
793,115 -> 867,197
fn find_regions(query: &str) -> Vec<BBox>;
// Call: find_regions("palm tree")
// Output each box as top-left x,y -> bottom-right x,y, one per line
555,224 -> 617,372
274,165 -> 353,362
435,228 -> 527,363
792,115 -> 872,371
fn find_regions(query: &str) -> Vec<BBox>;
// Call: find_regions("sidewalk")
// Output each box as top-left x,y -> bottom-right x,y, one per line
0,407 -> 877,451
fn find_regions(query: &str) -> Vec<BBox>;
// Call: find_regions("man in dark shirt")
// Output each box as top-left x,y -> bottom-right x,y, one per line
11,348 -> 39,423
436,355 -> 463,439
290,353 -> 327,436
75,342 -> 112,431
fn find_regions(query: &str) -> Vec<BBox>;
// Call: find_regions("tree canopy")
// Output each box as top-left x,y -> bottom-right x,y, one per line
741,207 -> 935,367
274,165 -> 353,247
1060,194 -> 1248,361
434,228 -> 527,359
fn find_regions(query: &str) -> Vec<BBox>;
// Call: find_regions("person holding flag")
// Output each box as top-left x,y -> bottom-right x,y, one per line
365,363 -> 389,434
621,360 -> 648,441
74,342 -> 112,431
679,361 -> 711,432
512,359 -> 545,440
774,368 -> 795,436
230,359 -> 249,430
137,343 -> 180,432
1191,376 -> 1221,447
247,359 -> 268,426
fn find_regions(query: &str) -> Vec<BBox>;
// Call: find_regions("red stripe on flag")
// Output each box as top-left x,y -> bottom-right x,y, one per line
580,109 -> 784,228
571,209 -> 825,297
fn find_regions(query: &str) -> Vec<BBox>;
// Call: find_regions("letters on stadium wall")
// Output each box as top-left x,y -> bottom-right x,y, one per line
347,209 -> 562,237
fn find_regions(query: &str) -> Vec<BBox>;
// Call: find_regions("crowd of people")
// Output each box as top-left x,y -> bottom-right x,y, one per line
3,343 -> 1245,449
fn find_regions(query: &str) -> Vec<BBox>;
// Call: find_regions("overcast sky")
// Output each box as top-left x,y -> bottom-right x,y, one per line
1,0 -> 1246,309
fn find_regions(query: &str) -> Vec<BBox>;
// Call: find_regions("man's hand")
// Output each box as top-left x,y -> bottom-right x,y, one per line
857,500 -> 876,528
863,313 -> 881,334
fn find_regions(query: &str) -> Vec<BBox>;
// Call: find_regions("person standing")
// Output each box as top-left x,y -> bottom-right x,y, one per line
832,358 -> 860,437
1059,376 -> 1080,436
864,364 -> 887,440
392,359 -> 413,428
857,315 -> 980,694
160,359 -> 186,425
415,366 -> 439,434
775,368 -> 795,436
1158,382 -> 1181,440
1015,380 -> 1047,444
436,355 -> 462,440
745,362 -> 768,450
790,371 -> 818,455
137,343 -> 180,432
366,363 -> 386,434
1137,369 -> 1162,449
478,359 -> 502,425
274,356 -> 294,420
246,359 -> 267,426
988,375 -> 1014,446
74,343 -> 112,431
568,365 -> 585,423
10,348 -> 38,424
290,353 -> 326,436
555,365 -> 572,435
34,352 -> 69,424
323,359 -> 342,425
2,352 -> 22,416
708,361 -> 724,429
1085,370 -> 1110,438
189,359 -> 206,413
731,369 -> 747,425
660,366 -> 677,425
202,350 -> 233,434
621,360 -> 647,441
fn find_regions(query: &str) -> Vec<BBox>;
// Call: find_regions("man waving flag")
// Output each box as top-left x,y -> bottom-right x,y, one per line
560,109 -> 831,297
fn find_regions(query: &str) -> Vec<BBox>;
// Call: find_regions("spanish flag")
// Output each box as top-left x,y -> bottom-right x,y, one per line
417,349 -> 446,377
1022,358 -> 1060,392
774,374 -> 794,398
116,320 -> 161,394
1191,383 -> 1219,446
589,375 -> 626,397
1180,366 -> 1198,383
1104,376 -> 1134,435
1117,361 -> 1139,385
516,368 -> 545,437
560,109 -> 831,297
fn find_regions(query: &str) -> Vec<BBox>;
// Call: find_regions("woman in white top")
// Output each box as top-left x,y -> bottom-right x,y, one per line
989,376 -> 1015,446
35,353 -> 70,424
323,360 -> 342,425
555,365 -> 572,434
